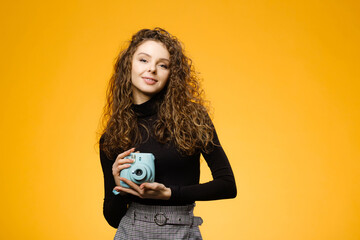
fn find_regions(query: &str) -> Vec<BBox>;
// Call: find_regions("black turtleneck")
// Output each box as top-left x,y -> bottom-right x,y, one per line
99,96 -> 237,228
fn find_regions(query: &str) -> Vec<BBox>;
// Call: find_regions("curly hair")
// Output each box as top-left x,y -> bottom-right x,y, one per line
98,27 -> 215,159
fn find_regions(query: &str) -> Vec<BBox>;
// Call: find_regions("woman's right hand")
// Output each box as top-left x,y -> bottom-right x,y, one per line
112,148 -> 135,188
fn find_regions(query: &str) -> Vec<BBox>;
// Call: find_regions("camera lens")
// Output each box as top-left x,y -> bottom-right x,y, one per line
131,165 -> 147,183
135,169 -> 143,176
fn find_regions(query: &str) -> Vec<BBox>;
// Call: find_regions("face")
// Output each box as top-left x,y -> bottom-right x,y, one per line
131,40 -> 170,104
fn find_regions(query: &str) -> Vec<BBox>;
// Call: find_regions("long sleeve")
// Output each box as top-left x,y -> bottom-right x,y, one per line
100,98 -> 236,208
169,125 -> 237,202
99,135 -> 130,228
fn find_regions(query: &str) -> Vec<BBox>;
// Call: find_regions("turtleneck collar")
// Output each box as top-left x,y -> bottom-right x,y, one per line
132,94 -> 161,118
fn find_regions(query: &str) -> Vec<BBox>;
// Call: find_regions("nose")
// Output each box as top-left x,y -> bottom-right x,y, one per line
148,63 -> 156,73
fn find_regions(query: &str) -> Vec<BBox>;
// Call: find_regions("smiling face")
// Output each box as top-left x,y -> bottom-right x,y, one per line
131,40 -> 171,104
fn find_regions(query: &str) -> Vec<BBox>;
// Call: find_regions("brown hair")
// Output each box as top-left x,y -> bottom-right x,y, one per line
98,27 -> 214,159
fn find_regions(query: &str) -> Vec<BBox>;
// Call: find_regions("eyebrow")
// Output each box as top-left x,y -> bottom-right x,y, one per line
137,52 -> 170,62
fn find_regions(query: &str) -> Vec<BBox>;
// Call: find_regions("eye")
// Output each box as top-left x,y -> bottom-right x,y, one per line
139,58 -> 147,63
159,64 -> 168,69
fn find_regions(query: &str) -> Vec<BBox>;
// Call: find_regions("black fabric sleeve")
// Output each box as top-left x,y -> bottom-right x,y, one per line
99,135 -> 130,228
169,124 -> 237,202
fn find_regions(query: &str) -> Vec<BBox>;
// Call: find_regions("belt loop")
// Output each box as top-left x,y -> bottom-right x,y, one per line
132,210 -> 136,225
190,215 -> 194,227
193,216 -> 203,226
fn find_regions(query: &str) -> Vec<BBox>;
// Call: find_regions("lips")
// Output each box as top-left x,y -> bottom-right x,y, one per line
142,77 -> 157,85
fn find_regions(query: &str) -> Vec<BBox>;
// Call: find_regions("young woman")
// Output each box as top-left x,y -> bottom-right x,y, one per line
99,27 -> 237,240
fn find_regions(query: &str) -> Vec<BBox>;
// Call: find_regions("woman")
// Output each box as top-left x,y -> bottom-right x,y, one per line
99,27 -> 237,240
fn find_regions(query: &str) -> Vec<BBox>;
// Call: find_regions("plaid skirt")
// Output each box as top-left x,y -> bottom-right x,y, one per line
114,202 -> 203,240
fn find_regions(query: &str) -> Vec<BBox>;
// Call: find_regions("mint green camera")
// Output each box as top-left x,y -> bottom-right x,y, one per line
120,153 -> 155,188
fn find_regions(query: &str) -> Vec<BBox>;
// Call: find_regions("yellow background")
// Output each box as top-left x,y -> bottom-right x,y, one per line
1,0 -> 359,239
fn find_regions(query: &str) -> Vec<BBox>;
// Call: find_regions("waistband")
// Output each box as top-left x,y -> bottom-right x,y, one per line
126,202 -> 203,227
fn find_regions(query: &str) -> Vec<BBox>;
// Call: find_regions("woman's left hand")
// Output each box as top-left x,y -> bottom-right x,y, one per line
113,177 -> 172,200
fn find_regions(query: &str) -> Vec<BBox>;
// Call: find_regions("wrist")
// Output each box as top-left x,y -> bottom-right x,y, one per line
163,187 -> 171,200
113,177 -> 120,187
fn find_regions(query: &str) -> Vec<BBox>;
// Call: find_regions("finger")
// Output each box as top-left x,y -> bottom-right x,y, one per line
112,163 -> 132,174
114,185 -> 142,198
140,182 -> 164,190
113,154 -> 135,170
116,158 -> 135,166
120,177 -> 142,192
114,186 -> 141,198
112,187 -> 127,196
116,148 -> 135,161
139,182 -> 153,190
114,164 -> 132,174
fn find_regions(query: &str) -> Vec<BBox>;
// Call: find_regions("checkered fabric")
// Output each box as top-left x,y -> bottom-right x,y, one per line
114,202 -> 203,240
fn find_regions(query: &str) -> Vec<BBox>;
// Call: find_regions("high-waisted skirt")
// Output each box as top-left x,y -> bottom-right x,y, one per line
114,202 -> 203,240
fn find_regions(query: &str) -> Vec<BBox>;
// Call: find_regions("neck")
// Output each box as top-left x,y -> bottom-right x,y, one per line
131,94 -> 160,117
132,92 -> 153,105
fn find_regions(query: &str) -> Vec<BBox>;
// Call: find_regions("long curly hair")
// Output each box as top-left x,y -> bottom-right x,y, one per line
98,27 -> 214,159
